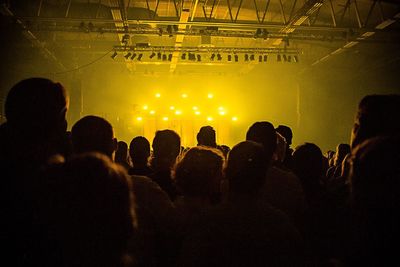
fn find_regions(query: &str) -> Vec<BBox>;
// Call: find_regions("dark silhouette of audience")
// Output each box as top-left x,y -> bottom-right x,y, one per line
128,136 -> 153,176
149,129 -> 181,201
2,77 -> 399,267
115,140 -> 132,170
196,125 -> 217,148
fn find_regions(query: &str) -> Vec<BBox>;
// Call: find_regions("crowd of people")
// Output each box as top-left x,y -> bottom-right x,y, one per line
1,77 -> 400,267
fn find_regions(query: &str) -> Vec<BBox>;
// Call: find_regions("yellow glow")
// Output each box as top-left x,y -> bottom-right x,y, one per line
170,106 -> 175,110
192,106 -> 198,110
182,93 -> 188,98
207,93 -> 213,99
162,117 -> 169,121
232,116 -> 238,121
207,116 -> 213,121
175,110 -> 182,115
136,117 -> 143,121
155,93 -> 161,98
195,111 -> 201,115
143,105 -> 148,110
218,106 -> 224,111
149,110 -> 155,115
219,111 -> 226,115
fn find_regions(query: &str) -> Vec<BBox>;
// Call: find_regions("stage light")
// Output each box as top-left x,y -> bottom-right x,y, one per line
170,106 -> 175,110
207,116 -> 213,121
163,117 -> 169,121
264,55 -> 268,62
138,53 -> 143,61
130,53 -> 137,60
143,105 -> 148,110
234,54 -> 238,62
149,52 -> 156,59
175,110 -> 182,115
232,117 -> 238,121
150,110 -> 155,115
218,106 -> 224,110
207,93 -> 213,99
111,51 -> 118,59
219,111 -> 226,115
157,52 -> 162,60
210,54 -> 215,61
277,54 -> 282,62
124,52 -> 132,59
136,117 -> 143,121
228,55 -> 232,62
168,54 -> 172,61
182,93 -> 188,98
192,106 -> 198,110
197,54 -> 201,61
155,93 -> 161,98
195,111 -> 201,115
245,54 -> 249,61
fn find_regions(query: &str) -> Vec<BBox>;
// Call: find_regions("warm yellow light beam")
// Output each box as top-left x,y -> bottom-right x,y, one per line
218,106 -> 224,111
155,93 -> 161,98
175,110 -> 182,115
219,111 -> 226,115
170,106 -> 175,110
232,116 -> 238,121
143,105 -> 148,110
207,93 -> 213,99
163,117 -> 169,121
136,117 -> 143,121
192,106 -> 198,110
207,116 -> 213,121
182,93 -> 188,98
149,110 -> 156,115
195,111 -> 201,115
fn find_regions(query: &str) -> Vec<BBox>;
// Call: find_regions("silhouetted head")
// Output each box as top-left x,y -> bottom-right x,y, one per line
351,94 -> 400,149
197,126 -> 217,148
292,143 -> 324,184
246,121 -> 276,164
43,152 -> 136,265
226,141 -> 269,196
5,77 -> 68,140
174,146 -> 224,198
115,141 -> 129,163
151,129 -> 181,170
218,144 -> 231,158
129,136 -> 150,166
71,116 -> 117,159
276,125 -> 293,146
273,132 -> 287,163
334,143 -> 351,166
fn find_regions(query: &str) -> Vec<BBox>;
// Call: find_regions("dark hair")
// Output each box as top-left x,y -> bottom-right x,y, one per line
292,143 -> 323,183
246,121 -> 276,163
351,94 -> 400,149
197,126 -> 217,148
5,77 -> 68,138
226,141 -> 268,195
174,146 -> 224,197
129,136 -> 150,165
71,115 -> 115,157
276,125 -> 293,146
152,129 -> 181,159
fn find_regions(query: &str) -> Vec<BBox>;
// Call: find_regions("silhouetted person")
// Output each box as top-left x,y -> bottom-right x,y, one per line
38,153 -> 136,267
272,132 -> 287,168
350,94 -> 400,149
71,115 -> 117,159
218,144 -> 230,159
0,78 -> 69,266
196,126 -> 217,148
115,141 -> 132,170
326,143 -> 351,179
348,136 -> 400,266
276,125 -> 294,169
149,129 -> 180,201
246,121 -> 306,228
178,141 -> 305,266
128,136 -> 152,176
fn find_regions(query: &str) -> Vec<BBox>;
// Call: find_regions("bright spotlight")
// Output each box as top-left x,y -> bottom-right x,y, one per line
207,93 -> 213,99
163,117 -> 169,121
170,106 -> 175,110
136,117 -> 143,121
182,93 -> 188,98
143,105 -> 148,110
175,110 -> 182,115
232,116 -> 238,121
195,111 -> 201,115
207,116 -> 213,121
155,93 -> 161,98
192,106 -> 198,110
218,106 -> 224,111
219,111 -> 226,115
150,110 -> 155,115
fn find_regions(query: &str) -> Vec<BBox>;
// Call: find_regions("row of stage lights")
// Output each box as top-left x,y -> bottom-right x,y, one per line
135,93 -> 238,122
111,51 -> 299,63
